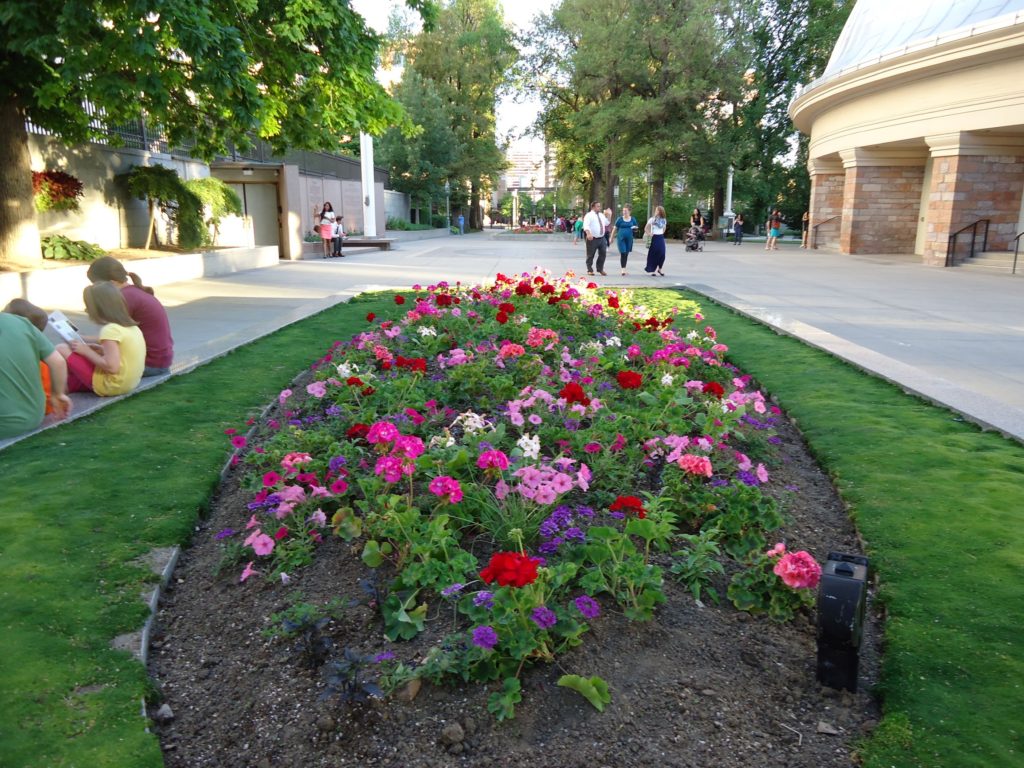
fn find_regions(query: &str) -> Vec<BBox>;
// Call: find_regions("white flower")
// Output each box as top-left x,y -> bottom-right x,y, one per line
579,341 -> 603,356
417,326 -> 437,337
686,330 -> 700,341
604,336 -> 621,348
661,373 -> 675,387
453,411 -> 489,436
336,361 -> 360,377
428,432 -> 456,449
517,433 -> 541,460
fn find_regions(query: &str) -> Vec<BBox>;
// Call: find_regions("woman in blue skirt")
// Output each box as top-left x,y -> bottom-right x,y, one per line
644,206 -> 668,276
612,205 -> 638,275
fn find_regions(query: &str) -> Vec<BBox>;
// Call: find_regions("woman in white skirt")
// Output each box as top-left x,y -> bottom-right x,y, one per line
317,203 -> 336,259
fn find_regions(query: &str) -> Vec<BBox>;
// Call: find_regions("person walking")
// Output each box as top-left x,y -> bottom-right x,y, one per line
801,211 -> 810,248
603,208 -> 613,249
582,201 -> 609,276
573,215 -> 584,245
766,209 -> 782,251
457,213 -> 465,235
317,202 -> 336,258
733,213 -> 745,246
612,205 -> 638,275
644,205 -> 668,277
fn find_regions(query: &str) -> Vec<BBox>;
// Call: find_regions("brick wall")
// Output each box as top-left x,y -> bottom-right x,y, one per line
923,154 -> 1024,266
839,165 -> 924,254
809,172 -> 844,250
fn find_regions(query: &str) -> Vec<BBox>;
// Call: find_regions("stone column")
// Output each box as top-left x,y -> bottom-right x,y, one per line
838,148 -> 926,255
808,156 -> 844,250
923,132 -> 1024,266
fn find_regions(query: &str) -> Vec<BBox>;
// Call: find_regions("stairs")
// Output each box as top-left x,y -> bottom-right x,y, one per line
956,250 -> 1021,275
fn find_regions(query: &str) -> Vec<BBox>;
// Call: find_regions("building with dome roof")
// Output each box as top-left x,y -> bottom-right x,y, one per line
790,0 -> 1024,268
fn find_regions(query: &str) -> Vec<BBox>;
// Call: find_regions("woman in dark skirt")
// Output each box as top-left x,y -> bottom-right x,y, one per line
644,205 -> 668,276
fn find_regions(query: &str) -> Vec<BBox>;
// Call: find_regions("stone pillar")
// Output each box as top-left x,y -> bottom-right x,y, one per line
808,157 -> 844,250
838,149 -> 926,255
923,132 -> 1024,266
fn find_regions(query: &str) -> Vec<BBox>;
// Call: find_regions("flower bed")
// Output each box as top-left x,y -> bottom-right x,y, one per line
221,272 -> 822,703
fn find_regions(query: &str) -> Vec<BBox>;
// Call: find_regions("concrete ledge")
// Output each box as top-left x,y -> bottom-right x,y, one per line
0,245 -> 280,308
384,228 -> 452,242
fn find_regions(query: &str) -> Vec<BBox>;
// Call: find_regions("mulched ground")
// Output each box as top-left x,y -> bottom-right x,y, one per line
149,412 -> 881,768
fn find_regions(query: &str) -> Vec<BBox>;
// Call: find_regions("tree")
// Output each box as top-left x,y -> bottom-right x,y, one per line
377,69 -> 459,225
0,0 -> 430,269
411,0 -> 516,230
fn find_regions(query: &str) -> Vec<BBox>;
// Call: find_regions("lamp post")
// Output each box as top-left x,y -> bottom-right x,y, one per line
444,180 -> 450,233
530,179 -> 536,224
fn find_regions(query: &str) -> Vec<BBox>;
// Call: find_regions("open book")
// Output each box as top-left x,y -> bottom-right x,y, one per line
47,310 -> 84,345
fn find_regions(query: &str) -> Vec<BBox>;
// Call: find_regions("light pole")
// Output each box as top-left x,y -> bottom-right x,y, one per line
444,180 -> 450,233
530,179 -> 536,224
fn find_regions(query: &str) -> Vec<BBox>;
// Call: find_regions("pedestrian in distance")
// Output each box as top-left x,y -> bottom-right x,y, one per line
603,208 -> 613,249
457,213 -> 465,235
332,216 -> 346,257
582,201 -> 609,276
733,213 -> 744,246
766,209 -> 782,251
56,281 -> 146,397
0,301 -> 72,438
573,215 -> 584,245
86,256 -> 174,377
801,211 -> 810,249
317,202 -> 336,258
644,205 -> 668,277
612,205 -> 638,275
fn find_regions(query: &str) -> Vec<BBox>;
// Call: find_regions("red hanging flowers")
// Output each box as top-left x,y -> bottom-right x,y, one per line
479,551 -> 542,587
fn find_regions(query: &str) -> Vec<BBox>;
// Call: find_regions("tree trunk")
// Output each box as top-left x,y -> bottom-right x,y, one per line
470,181 -> 481,230
651,175 -> 665,210
0,96 -> 43,270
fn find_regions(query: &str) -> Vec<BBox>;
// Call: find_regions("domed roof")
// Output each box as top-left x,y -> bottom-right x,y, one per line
823,0 -> 1024,79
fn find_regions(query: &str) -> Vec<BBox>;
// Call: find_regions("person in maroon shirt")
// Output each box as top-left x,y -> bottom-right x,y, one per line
86,257 -> 174,376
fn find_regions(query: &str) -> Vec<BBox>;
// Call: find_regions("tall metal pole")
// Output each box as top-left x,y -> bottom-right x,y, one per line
444,180 -> 450,233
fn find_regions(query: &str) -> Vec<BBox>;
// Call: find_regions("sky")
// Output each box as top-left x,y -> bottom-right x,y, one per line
351,0 -> 548,150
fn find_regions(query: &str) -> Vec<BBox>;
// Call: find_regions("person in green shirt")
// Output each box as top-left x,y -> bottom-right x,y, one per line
573,215 -> 584,245
0,311 -> 72,438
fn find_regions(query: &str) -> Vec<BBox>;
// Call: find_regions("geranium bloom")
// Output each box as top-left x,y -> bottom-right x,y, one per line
346,423 -> 370,441
394,294 -> 406,305
765,542 -> 786,558
678,454 -> 714,477
617,370 -> 643,389
498,342 -> 526,358
429,475 -> 464,504
471,625 -> 499,650
479,551 -> 541,587
496,311 -> 509,324
774,551 -> 822,589
374,455 -> 406,483
702,380 -> 725,399
609,495 -> 646,518
366,420 -> 400,445
558,381 -> 591,406
393,434 -> 425,459
477,449 -> 510,470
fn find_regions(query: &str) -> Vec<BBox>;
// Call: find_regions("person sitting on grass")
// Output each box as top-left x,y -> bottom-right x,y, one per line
86,256 -> 174,377
56,282 -> 146,397
0,302 -> 72,438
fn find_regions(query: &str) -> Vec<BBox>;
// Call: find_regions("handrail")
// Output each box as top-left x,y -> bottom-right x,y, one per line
1012,231 -> 1023,276
946,218 -> 989,267
811,215 -> 840,249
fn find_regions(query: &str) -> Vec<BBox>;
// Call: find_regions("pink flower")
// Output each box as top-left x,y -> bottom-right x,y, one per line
245,514 -> 260,530
477,449 -> 510,470
374,455 -> 404,483
245,531 -> 275,556
393,434 -> 425,459
765,542 -> 786,558
429,475 -> 464,504
306,381 -> 328,398
756,463 -> 769,483
678,454 -> 714,477
240,561 -> 259,582
610,433 -> 626,452
278,389 -> 293,404
231,435 -> 247,449
329,478 -> 349,495
309,509 -> 327,526
367,421 -> 400,444
404,407 -> 426,425
498,342 -> 526,358
774,551 -> 822,589
583,442 -> 602,454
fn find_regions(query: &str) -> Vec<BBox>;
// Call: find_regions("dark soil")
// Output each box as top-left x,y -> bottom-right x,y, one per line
149,415 -> 882,768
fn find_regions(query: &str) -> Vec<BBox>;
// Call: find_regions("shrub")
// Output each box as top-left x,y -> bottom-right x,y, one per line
117,165 -> 204,250
33,170 -> 84,213
40,235 -> 106,262
184,177 -> 242,246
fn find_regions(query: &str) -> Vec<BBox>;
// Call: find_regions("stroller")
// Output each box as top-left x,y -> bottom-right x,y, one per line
685,225 -> 704,252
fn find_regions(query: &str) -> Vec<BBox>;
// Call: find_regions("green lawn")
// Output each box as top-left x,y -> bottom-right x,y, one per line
2,286 -> 1021,767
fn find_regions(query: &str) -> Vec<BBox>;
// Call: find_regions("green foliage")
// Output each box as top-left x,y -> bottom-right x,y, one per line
487,677 -> 522,721
577,525 -> 666,621
118,165 -> 204,249
32,170 -> 84,212
40,234 -> 105,261
381,591 -> 428,641
727,550 -> 812,622
557,674 -> 611,712
670,528 -> 726,604
385,217 -> 433,231
185,177 -> 243,245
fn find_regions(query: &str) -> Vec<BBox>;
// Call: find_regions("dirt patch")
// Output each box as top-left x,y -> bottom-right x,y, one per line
149,414 -> 881,768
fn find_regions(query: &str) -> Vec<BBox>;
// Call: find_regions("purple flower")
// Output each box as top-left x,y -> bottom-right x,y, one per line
530,606 -> 557,630
539,538 -> 563,555
564,526 -> 585,542
325,405 -> 343,417
473,591 -> 494,609
736,470 -> 759,487
574,595 -> 601,619
471,625 -> 498,650
575,505 -> 596,518
214,528 -> 235,540
328,455 -> 348,472
441,582 -> 465,598
373,651 -> 395,664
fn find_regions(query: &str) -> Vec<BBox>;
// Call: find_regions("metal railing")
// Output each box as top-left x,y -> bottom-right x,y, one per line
1012,232 -> 1023,275
811,215 -> 840,249
945,218 -> 989,267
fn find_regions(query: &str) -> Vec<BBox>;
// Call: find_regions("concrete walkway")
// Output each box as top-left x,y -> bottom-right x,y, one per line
4,233 -> 1023,450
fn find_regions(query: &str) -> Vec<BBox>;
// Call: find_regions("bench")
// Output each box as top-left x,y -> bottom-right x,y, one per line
343,238 -> 395,251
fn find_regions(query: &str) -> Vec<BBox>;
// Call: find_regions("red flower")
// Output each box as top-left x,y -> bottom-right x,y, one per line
617,370 -> 643,389
346,423 -> 370,440
539,284 -> 555,295
496,311 -> 509,325
360,386 -> 376,396
499,302 -> 516,314
586,281 -> 598,290
702,381 -> 725,399
559,381 -> 591,406
515,281 -> 534,296
346,376 -> 364,387
394,295 -> 406,305
479,551 -> 541,588
607,296 -> 620,309
435,293 -> 454,306
274,526 -> 289,541
366,312 -> 376,322
609,495 -> 646,519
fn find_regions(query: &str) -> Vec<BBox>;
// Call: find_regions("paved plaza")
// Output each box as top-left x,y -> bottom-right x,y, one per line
4,233 -> 1023,449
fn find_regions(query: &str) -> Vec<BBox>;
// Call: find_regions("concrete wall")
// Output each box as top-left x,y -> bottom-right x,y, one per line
385,190 -> 411,223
